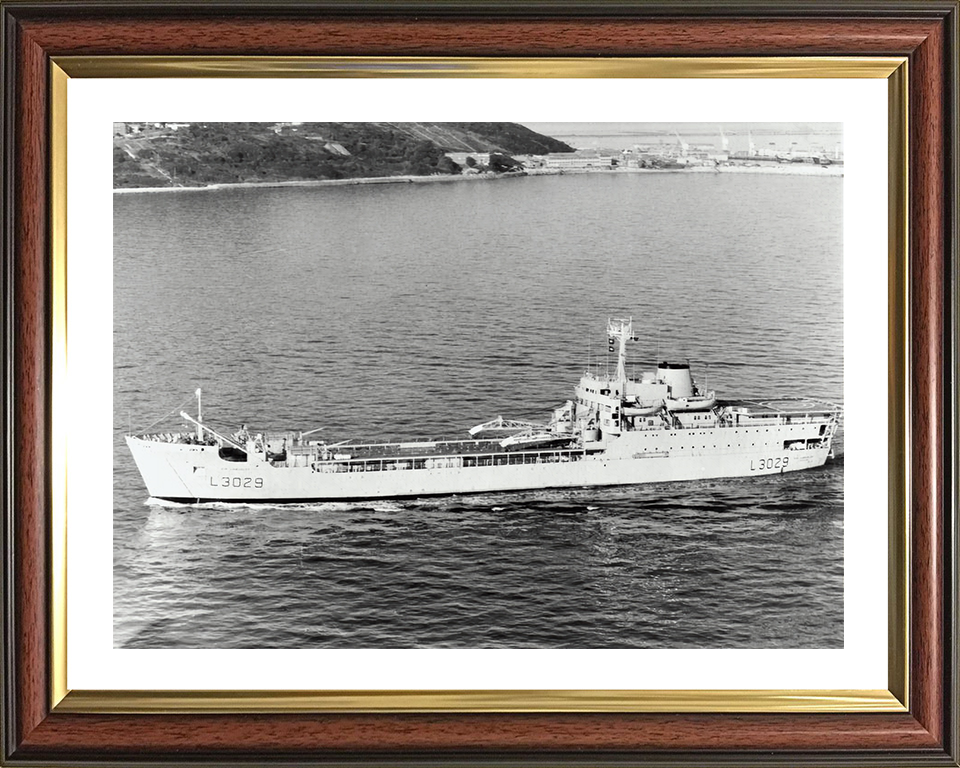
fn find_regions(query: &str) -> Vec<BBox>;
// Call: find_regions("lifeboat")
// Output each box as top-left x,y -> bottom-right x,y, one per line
622,402 -> 664,417
665,392 -> 717,412
499,431 -> 576,451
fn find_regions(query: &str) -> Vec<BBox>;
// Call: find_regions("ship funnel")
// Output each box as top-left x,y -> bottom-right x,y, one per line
657,362 -> 694,398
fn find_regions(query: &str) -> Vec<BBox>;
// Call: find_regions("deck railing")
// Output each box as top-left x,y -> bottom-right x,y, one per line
311,448 -> 590,474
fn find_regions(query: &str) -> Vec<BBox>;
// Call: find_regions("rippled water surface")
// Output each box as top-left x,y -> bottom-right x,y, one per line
114,172 -> 843,648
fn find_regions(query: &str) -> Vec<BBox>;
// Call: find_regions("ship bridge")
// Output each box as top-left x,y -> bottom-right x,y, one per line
574,318 -> 716,439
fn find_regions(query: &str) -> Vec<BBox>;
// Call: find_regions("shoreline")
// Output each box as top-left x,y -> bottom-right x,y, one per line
113,163 -> 842,194
113,173 -> 518,195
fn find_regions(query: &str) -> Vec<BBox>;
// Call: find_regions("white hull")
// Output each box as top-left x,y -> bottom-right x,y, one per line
126,422 -> 834,503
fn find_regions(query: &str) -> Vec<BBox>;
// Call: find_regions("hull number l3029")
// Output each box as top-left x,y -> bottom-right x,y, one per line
210,476 -> 264,488
751,456 -> 789,471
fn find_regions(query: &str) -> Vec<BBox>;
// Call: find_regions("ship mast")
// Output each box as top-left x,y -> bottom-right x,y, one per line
607,317 -> 636,397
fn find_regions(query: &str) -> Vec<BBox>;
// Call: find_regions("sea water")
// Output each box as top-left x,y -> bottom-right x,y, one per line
113,172 -> 843,648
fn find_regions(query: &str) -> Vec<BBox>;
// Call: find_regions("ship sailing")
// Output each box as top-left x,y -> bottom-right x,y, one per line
125,319 -> 841,503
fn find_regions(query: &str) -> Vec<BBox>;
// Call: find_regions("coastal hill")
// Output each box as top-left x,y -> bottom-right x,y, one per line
113,122 -> 575,188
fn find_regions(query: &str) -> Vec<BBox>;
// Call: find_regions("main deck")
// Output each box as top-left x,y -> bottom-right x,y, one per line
277,397 -> 840,470
129,395 -> 841,485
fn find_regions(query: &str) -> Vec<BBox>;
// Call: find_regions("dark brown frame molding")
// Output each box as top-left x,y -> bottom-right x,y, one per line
1,2 -> 958,766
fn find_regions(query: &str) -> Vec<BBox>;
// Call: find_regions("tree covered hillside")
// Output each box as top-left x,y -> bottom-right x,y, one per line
113,122 -> 574,188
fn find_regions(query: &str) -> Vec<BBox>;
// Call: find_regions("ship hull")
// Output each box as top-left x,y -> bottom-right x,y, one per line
126,423 -> 834,503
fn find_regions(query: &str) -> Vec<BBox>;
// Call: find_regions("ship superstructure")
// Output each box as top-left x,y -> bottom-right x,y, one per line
125,319 -> 841,503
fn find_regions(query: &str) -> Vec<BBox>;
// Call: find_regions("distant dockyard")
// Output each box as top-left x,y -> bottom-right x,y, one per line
450,130 -> 844,178
113,122 -> 843,192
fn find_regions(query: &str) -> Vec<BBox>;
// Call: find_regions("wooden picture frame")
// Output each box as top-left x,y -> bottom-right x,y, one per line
2,2 -> 957,765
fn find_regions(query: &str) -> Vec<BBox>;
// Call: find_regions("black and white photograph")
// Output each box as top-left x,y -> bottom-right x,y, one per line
112,120 -> 844,651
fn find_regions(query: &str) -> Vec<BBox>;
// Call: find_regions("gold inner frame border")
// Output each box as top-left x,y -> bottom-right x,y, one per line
48,55 -> 909,715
